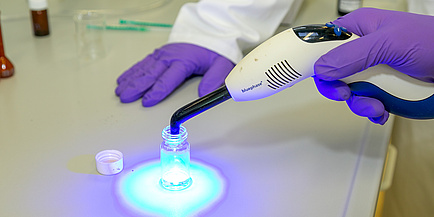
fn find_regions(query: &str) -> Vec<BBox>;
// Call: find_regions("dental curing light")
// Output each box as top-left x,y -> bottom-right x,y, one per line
170,23 -> 434,133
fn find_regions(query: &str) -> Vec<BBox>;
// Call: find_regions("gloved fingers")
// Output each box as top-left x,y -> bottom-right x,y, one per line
331,8 -> 389,36
346,94 -> 387,122
116,55 -> 154,85
314,33 -> 384,81
116,45 -> 178,88
116,59 -> 170,102
115,56 -> 159,97
117,76 -> 157,103
330,8 -> 434,81
198,56 -> 235,97
141,61 -> 190,107
315,8 -> 402,81
368,111 -> 389,125
313,76 -> 351,101
314,77 -> 389,124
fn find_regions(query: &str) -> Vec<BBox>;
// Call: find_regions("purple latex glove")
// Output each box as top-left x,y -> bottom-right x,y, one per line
314,8 -> 434,124
116,43 -> 235,107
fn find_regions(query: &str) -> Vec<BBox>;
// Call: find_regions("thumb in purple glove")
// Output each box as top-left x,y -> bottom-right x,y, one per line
116,43 -> 235,107
314,8 -> 434,124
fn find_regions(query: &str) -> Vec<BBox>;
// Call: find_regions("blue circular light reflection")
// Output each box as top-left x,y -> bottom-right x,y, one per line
114,159 -> 227,217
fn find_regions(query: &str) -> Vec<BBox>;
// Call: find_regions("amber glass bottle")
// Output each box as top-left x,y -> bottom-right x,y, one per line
29,0 -> 50,36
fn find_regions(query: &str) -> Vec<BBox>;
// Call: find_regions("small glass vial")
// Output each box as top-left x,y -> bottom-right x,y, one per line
160,125 -> 192,191
28,0 -> 50,36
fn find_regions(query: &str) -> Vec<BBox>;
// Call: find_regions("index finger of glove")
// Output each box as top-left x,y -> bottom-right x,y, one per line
314,33 -> 384,81
332,8 -> 388,36
198,56 -> 235,97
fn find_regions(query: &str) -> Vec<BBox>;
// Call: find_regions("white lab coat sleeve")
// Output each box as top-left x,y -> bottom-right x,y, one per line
168,0 -> 298,63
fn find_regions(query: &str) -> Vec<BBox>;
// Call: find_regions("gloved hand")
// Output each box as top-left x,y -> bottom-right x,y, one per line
314,8 -> 434,124
116,43 -> 235,107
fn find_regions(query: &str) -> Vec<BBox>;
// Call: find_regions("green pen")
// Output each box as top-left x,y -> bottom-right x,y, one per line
86,25 -> 149,32
119,19 -> 173,28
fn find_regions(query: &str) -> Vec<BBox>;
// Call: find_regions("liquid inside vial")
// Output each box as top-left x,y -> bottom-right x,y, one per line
160,126 -> 192,191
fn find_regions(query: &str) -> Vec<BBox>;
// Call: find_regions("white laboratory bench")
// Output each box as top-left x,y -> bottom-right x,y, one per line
0,0 -> 402,216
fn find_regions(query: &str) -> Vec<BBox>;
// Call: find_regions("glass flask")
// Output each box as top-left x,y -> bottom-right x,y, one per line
0,11 -> 14,78
160,125 -> 192,191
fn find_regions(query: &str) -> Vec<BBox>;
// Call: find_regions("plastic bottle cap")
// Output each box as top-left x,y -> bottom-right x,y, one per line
95,150 -> 124,175
28,0 -> 48,10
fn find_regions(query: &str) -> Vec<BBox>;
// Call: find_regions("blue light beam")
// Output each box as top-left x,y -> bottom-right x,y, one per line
114,159 -> 227,217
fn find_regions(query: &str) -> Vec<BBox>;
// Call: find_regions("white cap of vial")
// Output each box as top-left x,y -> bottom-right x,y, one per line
28,0 -> 48,10
95,150 -> 124,175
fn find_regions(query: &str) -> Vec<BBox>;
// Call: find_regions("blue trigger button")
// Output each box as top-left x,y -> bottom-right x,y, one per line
341,27 -> 348,32
294,24 -> 352,43
334,27 -> 342,36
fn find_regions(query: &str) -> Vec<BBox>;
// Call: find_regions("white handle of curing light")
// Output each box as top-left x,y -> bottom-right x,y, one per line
225,25 -> 434,119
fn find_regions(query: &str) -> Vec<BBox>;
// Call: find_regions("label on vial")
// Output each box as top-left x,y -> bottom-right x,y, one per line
339,0 -> 361,13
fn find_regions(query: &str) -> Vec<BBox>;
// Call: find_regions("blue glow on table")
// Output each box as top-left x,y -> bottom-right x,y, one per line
114,159 -> 227,217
